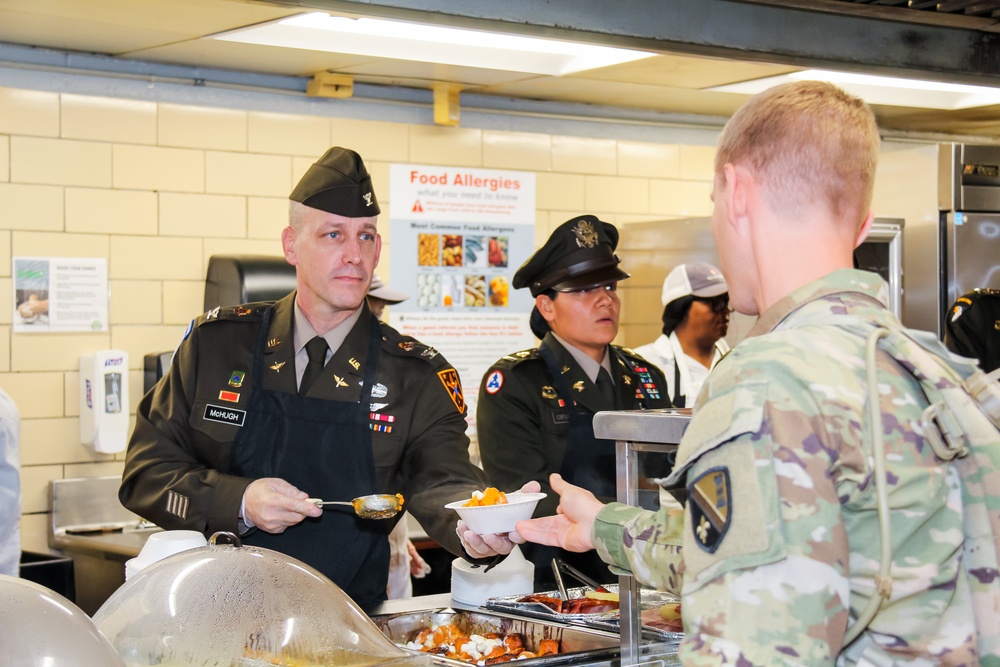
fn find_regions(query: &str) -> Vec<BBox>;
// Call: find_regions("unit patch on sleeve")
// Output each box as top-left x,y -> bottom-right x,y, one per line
688,466 -> 732,553
485,370 -> 504,394
438,368 -> 466,413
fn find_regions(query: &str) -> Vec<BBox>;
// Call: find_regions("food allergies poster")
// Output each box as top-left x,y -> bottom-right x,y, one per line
12,257 -> 109,332
388,164 -> 537,453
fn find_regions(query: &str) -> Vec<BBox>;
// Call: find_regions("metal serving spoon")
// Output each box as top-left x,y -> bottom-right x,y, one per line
306,493 -> 404,519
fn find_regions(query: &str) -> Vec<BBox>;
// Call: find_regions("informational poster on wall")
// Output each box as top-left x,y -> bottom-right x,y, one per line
388,164 -> 537,448
12,257 -> 109,333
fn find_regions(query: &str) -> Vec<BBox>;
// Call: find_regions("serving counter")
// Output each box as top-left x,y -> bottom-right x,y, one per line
373,408 -> 691,667
594,408 -> 690,666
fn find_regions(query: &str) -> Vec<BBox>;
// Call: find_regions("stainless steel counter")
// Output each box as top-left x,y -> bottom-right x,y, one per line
48,475 -> 161,614
371,593 -> 680,667
594,408 -> 690,667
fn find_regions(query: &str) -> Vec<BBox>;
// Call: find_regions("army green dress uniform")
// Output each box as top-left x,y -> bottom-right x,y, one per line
479,337 -> 670,519
121,147 -> 489,613
477,215 -> 672,588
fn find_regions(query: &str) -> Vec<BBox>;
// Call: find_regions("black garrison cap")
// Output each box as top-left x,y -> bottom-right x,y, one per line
513,215 -> 630,297
289,146 -> 381,217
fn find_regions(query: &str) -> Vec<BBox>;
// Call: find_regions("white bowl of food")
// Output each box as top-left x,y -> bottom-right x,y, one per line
445,489 -> 546,535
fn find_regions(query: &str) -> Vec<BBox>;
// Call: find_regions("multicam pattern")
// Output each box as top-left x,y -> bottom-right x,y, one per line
593,269 -> 1000,665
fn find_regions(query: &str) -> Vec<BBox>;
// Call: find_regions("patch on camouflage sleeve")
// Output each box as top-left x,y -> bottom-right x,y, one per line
688,467 -> 731,553
437,368 -> 466,413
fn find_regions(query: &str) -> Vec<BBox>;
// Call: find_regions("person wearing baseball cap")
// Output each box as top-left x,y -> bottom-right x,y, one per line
121,146 -> 524,613
366,274 -> 410,321
477,215 -> 673,588
633,262 -> 731,408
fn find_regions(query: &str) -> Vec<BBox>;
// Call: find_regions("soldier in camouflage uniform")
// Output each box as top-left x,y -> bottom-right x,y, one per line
516,81 -> 998,664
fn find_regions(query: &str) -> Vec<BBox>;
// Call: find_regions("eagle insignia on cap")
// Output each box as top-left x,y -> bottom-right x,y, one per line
572,219 -> 599,248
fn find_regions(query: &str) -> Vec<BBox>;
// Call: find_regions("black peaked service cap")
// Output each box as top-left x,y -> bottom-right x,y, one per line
513,215 -> 630,297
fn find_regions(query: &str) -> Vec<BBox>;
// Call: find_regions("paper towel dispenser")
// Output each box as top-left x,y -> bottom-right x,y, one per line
203,255 -> 296,311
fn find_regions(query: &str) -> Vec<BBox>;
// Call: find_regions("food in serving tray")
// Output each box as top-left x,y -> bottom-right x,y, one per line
516,591 -> 620,615
464,487 -> 508,507
639,602 -> 683,633
403,623 -> 560,665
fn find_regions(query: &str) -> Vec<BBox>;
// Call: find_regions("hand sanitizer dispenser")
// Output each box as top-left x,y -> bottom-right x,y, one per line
80,350 -> 129,453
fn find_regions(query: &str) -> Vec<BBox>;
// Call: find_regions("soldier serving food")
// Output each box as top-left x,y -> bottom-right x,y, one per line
120,146 -> 530,613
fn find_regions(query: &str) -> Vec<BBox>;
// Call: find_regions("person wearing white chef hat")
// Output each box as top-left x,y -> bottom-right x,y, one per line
633,262 -> 731,409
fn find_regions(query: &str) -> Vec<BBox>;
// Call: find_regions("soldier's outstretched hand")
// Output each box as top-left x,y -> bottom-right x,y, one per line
515,473 -> 604,552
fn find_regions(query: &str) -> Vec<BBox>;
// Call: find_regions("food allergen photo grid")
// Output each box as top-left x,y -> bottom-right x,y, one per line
416,233 -> 510,308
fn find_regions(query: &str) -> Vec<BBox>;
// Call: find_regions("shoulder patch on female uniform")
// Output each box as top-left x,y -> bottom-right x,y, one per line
484,370 -> 504,394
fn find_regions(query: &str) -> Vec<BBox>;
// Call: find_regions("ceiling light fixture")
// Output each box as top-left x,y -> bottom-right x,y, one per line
211,13 -> 655,76
708,69 -> 1000,110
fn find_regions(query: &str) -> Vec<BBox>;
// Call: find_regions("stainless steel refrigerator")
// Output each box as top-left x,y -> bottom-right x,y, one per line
936,145 -> 1000,333
904,144 -> 1000,336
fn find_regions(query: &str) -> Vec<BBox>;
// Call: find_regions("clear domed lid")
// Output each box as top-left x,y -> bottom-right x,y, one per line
0,574 -> 126,667
94,532 -> 431,667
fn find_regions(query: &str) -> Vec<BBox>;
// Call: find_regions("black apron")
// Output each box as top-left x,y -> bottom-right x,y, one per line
527,344 -> 619,588
228,308 -> 390,612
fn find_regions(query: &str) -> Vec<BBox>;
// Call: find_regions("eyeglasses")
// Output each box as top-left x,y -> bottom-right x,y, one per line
694,294 -> 731,314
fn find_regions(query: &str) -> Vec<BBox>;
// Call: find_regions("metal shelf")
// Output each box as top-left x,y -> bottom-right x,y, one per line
593,408 -> 691,666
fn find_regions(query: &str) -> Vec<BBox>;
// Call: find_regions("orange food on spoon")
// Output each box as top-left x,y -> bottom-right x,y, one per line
463,487 -> 508,507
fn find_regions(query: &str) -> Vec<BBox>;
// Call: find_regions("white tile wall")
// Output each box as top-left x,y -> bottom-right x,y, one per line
0,83 -> 728,547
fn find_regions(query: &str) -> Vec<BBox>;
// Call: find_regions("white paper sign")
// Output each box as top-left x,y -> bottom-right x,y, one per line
387,164 -> 537,447
13,257 -> 109,332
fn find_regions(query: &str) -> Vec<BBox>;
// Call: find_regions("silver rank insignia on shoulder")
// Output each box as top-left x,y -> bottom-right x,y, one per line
348,357 -> 360,370
269,361 -> 286,373
206,306 -> 220,320
572,380 -> 585,392
689,468 -> 731,553
421,347 -> 439,359
267,337 -> 281,348
541,386 -> 557,399
515,350 -> 531,358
